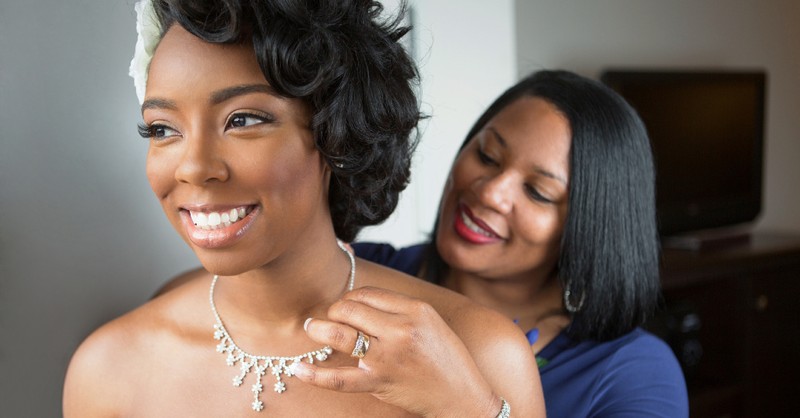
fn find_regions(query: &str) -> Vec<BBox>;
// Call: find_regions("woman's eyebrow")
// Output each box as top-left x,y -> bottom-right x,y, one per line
141,98 -> 177,113
210,84 -> 276,105
140,84 -> 277,114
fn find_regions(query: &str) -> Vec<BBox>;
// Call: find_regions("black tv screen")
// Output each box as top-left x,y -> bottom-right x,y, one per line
601,70 -> 766,236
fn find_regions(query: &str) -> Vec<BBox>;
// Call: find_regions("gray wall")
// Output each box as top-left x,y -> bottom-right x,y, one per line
0,1 -> 198,415
515,0 -> 800,233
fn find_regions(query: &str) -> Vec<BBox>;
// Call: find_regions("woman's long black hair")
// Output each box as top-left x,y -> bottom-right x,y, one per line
424,70 -> 660,342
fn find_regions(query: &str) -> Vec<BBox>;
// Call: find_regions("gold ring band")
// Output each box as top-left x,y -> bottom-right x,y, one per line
351,331 -> 370,358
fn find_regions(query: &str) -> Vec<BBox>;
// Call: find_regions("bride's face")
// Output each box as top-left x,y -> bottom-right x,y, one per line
141,25 -> 330,275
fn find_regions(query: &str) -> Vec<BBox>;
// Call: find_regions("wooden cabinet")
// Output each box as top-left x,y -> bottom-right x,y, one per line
648,232 -> 800,418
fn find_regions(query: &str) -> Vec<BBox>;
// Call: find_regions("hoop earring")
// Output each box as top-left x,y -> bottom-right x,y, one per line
564,280 -> 586,313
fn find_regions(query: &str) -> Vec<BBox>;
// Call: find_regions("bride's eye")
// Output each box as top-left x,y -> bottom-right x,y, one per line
226,112 -> 274,129
138,123 -> 180,140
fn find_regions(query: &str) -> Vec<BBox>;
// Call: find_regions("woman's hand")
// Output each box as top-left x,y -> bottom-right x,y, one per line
294,286 -> 503,418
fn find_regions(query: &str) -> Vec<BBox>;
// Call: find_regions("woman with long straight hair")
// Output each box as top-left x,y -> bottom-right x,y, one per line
355,69 -> 689,417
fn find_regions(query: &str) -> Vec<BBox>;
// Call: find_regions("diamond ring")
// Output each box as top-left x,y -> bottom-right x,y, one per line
351,331 -> 370,358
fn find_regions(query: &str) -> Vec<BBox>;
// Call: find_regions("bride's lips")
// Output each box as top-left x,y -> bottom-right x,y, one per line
453,203 -> 504,244
179,204 -> 260,249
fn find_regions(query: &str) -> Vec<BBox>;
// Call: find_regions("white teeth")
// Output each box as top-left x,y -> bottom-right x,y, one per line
461,211 -> 494,238
189,206 -> 250,230
208,212 -> 221,227
196,212 -> 209,228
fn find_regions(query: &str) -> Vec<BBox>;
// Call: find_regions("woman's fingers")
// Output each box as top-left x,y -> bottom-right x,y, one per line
325,296 -> 402,338
304,317 -> 374,357
328,287 -> 442,337
300,318 -> 382,394
341,286 -> 424,314
292,361 -> 375,393
308,287 -> 447,363
301,288 -> 498,417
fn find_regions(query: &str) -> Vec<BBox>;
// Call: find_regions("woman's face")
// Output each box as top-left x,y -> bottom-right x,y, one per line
436,96 -> 571,282
142,26 -> 330,275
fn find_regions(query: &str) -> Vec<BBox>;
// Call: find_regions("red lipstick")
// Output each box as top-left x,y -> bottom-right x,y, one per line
453,204 -> 503,244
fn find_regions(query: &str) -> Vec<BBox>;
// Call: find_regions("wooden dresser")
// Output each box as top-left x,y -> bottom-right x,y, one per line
647,232 -> 800,418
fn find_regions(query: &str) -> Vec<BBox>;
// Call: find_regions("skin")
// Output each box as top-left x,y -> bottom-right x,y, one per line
63,25 -> 544,417
436,97 -> 573,352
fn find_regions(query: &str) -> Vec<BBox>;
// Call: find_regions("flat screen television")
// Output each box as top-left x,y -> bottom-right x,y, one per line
600,69 -> 767,237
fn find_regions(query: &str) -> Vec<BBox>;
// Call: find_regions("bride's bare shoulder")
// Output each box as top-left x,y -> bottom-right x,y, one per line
356,259 -> 545,416
357,258 -> 531,351
63,273 -> 211,417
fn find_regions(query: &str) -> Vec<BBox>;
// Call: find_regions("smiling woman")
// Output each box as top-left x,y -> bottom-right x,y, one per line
436,96 -> 570,283
355,70 -> 689,417
142,27 -> 325,272
61,1 -> 544,417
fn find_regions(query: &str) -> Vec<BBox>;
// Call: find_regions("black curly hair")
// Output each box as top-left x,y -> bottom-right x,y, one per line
150,0 -> 420,241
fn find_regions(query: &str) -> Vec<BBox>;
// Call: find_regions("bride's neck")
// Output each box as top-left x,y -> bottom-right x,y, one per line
212,239 -> 353,328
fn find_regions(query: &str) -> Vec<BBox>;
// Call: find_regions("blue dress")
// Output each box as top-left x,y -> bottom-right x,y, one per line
354,242 -> 688,418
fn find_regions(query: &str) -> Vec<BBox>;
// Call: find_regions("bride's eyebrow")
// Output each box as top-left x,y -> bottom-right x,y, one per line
141,98 -> 177,113
210,84 -> 277,105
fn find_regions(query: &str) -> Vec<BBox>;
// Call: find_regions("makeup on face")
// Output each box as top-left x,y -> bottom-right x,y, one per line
436,96 -> 571,281
142,26 -> 327,273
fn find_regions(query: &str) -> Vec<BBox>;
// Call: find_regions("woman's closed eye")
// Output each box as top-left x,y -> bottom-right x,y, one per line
138,123 -> 180,140
225,111 -> 274,130
524,184 -> 553,204
477,148 -> 498,166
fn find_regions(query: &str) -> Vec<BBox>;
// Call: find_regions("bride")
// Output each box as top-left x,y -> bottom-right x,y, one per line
63,0 -> 543,416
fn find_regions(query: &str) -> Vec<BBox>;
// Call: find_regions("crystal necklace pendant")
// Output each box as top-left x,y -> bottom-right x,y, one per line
209,240 -> 356,412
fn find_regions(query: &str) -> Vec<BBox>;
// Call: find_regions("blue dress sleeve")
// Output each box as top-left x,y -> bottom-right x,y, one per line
589,332 -> 689,418
540,329 -> 688,417
351,242 -> 427,276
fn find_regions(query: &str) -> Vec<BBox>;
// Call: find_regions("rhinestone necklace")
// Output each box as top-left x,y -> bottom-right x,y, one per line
209,240 -> 356,412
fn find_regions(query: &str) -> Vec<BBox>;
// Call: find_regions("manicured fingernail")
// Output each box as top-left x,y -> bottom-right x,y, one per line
291,362 -> 310,378
303,317 -> 313,332
287,362 -> 299,375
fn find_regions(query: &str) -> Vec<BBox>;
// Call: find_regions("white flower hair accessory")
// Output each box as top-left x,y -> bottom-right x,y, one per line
129,0 -> 162,104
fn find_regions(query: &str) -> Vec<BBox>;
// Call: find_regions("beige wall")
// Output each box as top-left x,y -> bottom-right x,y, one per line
359,0 -> 517,246
515,0 -> 800,233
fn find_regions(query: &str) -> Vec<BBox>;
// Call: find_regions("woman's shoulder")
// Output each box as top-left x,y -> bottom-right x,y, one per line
65,276 -> 206,355
63,304 -> 155,415
605,328 -> 683,368
549,328 -> 685,380
63,275 -> 210,416
599,329 -> 688,415
544,328 -> 688,417
354,244 -> 535,366
356,257 -> 503,329
356,259 -> 545,414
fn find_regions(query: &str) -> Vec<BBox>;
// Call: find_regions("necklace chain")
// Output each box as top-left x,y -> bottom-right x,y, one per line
209,240 -> 356,412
